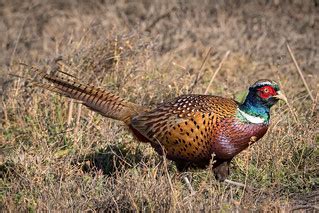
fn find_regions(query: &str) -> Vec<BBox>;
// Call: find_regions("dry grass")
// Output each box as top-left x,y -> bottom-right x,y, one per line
1,0 -> 318,211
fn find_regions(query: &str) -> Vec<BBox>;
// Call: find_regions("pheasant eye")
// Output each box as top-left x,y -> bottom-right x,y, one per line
257,85 -> 276,99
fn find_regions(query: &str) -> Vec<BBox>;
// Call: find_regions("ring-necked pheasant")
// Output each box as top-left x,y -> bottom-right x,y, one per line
33,69 -> 286,180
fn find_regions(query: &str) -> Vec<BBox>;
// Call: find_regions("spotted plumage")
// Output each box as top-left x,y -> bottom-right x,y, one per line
131,95 -> 237,161
34,69 -> 286,181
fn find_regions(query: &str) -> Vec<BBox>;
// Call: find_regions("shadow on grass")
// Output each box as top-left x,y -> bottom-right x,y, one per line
73,143 -> 156,176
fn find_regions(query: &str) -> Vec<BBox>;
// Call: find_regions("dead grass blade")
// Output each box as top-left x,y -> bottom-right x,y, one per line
67,99 -> 74,128
204,51 -> 230,95
74,104 -> 82,144
224,179 -> 246,188
10,15 -> 29,66
286,43 -> 314,102
183,176 -> 195,195
189,47 -> 213,92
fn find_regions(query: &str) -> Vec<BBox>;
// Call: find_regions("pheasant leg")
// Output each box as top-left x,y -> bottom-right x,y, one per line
213,160 -> 232,181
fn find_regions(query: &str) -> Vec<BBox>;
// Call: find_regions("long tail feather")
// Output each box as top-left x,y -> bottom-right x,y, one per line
28,65 -> 146,125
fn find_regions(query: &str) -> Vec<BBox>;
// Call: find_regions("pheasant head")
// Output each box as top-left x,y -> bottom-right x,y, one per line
238,80 -> 287,124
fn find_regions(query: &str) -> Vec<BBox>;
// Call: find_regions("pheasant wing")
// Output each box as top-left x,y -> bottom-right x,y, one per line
131,95 -> 237,161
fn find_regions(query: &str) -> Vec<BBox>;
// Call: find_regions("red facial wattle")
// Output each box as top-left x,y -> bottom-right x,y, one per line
257,86 -> 277,99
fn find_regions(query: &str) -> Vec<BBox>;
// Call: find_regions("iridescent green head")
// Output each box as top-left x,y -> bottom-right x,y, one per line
248,79 -> 287,108
238,80 -> 287,123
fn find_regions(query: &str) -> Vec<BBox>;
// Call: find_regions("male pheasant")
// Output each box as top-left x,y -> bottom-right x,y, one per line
34,70 -> 286,180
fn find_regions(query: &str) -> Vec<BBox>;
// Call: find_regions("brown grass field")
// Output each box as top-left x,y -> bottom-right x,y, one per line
1,0 -> 318,211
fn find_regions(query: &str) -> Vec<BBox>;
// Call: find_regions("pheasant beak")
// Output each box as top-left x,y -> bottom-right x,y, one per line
274,91 -> 288,103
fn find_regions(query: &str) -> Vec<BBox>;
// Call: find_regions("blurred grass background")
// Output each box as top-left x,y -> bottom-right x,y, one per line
0,0 -> 318,211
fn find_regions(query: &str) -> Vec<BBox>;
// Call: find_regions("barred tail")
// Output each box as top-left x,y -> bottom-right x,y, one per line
35,71 -> 145,125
